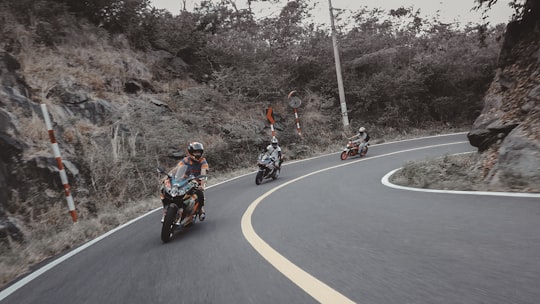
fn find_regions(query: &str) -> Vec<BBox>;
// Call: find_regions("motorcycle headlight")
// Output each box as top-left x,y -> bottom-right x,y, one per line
169,186 -> 178,197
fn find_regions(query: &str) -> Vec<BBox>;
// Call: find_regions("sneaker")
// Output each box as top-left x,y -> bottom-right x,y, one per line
160,209 -> 165,223
199,212 -> 206,221
182,216 -> 195,227
174,218 -> 181,226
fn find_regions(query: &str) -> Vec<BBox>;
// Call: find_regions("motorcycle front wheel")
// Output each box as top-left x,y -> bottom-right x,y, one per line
161,204 -> 178,243
255,171 -> 264,185
340,151 -> 348,160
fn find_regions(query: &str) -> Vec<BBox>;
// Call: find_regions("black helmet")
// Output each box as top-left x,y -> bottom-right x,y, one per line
187,142 -> 204,160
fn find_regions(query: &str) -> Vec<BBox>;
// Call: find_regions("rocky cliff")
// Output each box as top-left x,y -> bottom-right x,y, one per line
467,0 -> 540,190
1,52 -> 36,243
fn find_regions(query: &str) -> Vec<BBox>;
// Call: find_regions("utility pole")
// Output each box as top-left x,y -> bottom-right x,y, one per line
328,0 -> 349,129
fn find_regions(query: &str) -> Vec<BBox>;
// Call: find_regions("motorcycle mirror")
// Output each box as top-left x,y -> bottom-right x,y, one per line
168,151 -> 185,160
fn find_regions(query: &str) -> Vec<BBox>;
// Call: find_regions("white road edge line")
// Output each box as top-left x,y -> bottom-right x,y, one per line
381,159 -> 540,198
240,141 -> 469,303
0,210 -> 156,300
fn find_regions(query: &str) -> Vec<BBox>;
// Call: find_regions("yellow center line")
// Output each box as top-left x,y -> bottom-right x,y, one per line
241,141 -> 468,303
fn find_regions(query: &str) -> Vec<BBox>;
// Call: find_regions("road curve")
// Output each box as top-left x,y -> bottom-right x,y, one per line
2,133 -> 539,304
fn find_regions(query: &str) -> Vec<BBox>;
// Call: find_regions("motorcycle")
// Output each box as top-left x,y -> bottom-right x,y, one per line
255,152 -> 280,185
157,165 -> 206,243
340,141 -> 369,160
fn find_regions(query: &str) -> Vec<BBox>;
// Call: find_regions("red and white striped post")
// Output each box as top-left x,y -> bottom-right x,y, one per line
40,104 -> 78,223
287,91 -> 302,136
293,108 -> 302,136
266,106 -> 276,137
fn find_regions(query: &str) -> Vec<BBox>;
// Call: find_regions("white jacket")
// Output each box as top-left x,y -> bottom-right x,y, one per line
265,144 -> 281,161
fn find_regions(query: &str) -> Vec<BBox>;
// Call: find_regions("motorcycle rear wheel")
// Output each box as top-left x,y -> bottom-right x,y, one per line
340,151 -> 348,160
361,146 -> 369,157
161,204 -> 178,243
255,171 -> 264,185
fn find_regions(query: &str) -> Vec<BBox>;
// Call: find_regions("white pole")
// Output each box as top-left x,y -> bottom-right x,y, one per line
40,104 -> 78,223
328,0 -> 350,129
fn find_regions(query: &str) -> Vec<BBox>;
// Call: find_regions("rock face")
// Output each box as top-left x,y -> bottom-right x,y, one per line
0,109 -> 24,243
0,51 -> 108,245
467,0 -> 540,190
0,52 -> 31,243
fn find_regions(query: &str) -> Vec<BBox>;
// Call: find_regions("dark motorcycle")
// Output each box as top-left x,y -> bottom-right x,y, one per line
340,140 -> 369,160
157,165 -> 206,243
255,152 -> 280,185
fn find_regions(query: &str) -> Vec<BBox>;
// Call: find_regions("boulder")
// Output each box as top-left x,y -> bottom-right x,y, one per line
467,123 -> 518,152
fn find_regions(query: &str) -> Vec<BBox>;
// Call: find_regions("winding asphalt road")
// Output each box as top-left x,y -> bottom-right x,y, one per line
2,133 -> 539,304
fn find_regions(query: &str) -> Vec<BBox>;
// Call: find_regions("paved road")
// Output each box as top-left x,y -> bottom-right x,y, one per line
2,133 -> 539,304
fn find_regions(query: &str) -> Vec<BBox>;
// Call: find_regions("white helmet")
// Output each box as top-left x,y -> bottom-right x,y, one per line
358,127 -> 366,133
271,137 -> 278,148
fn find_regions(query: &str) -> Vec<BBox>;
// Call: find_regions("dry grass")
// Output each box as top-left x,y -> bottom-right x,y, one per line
391,153 -> 482,190
15,111 -> 48,141
19,28 -> 152,100
1,197 -> 157,288
390,152 -> 540,193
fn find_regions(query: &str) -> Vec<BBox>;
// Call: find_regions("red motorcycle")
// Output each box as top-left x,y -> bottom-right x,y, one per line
340,141 -> 369,160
